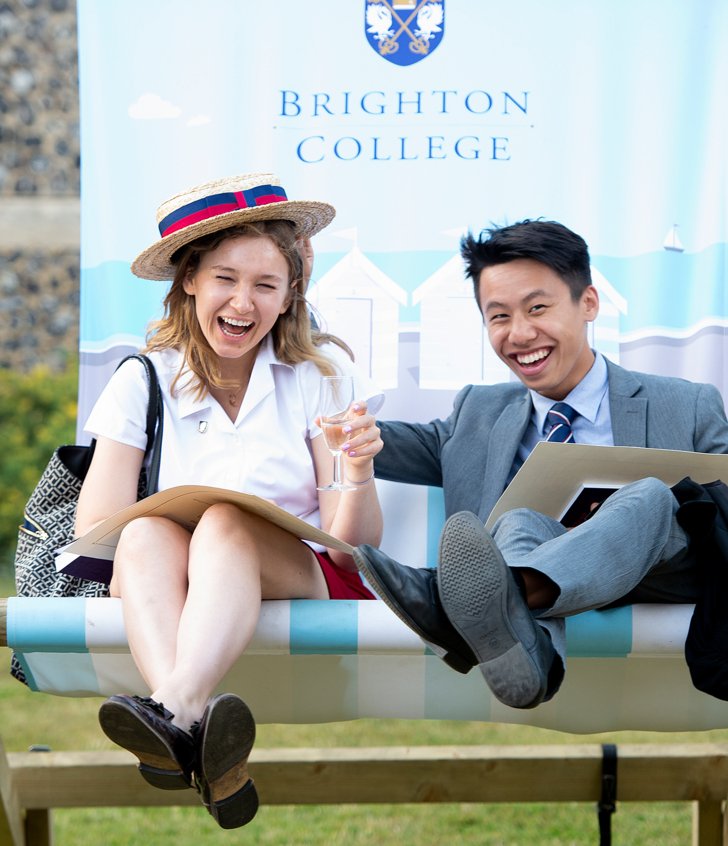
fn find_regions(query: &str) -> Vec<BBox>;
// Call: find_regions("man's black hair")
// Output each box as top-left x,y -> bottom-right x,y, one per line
460,219 -> 592,308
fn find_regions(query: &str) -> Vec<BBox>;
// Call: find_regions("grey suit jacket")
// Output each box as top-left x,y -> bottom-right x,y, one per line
375,361 -> 728,523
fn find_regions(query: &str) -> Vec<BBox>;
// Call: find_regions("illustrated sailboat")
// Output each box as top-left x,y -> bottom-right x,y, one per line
663,224 -> 684,253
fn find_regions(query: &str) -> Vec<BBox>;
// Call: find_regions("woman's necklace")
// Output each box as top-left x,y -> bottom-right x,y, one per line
220,358 -> 255,411
227,386 -> 243,407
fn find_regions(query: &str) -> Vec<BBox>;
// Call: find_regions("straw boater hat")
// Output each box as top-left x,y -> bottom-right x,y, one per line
131,172 -> 336,281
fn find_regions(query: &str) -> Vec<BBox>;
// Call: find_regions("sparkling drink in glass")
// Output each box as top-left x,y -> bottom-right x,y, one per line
317,376 -> 356,492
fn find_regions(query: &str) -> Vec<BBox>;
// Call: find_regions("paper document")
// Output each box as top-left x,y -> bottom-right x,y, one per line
485,442 -> 728,530
56,485 -> 354,583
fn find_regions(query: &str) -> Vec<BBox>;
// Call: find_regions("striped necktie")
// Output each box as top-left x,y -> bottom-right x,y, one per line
545,402 -> 578,443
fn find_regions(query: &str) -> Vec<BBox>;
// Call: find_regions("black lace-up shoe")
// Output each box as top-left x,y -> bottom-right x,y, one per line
192,694 -> 259,829
99,694 -> 195,789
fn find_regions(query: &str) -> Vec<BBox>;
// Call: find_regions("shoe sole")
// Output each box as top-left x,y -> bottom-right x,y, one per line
352,549 -> 472,673
198,694 -> 259,829
437,512 -> 547,709
98,698 -> 191,790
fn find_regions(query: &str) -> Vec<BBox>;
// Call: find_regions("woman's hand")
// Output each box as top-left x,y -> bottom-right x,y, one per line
315,399 -> 381,485
340,400 -> 381,483
314,399 -> 384,560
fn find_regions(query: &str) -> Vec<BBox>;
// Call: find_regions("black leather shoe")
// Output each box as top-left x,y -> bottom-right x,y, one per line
192,694 -> 259,829
353,545 -> 477,673
98,695 -> 195,789
438,511 -> 560,709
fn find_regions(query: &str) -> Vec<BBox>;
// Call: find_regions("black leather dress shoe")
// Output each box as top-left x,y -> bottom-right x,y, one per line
438,511 -> 561,709
353,545 -> 478,673
98,695 -> 195,789
192,694 -> 259,829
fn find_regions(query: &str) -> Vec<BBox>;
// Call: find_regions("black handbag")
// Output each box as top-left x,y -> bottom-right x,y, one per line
11,354 -> 164,683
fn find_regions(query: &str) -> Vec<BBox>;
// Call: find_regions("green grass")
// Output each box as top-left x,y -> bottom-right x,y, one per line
1,574 -> 724,844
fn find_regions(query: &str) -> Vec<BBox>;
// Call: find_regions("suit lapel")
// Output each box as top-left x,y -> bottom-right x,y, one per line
473,362 -> 649,522
606,361 -> 648,446
479,393 -> 532,521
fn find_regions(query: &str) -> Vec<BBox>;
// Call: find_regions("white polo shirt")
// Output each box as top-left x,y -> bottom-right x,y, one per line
83,337 -> 383,539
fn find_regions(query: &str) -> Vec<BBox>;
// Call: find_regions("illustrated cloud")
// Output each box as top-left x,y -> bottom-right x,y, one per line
128,92 -> 182,120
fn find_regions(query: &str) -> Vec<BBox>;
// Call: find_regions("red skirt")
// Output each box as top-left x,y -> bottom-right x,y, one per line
314,550 -> 376,600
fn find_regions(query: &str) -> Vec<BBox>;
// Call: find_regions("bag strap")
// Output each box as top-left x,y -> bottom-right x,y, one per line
116,354 -> 164,496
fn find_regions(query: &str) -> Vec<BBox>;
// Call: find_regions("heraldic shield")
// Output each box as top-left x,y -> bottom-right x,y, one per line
365,1 -> 445,66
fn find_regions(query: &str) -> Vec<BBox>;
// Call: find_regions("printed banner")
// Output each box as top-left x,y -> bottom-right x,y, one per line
77,0 -> 728,560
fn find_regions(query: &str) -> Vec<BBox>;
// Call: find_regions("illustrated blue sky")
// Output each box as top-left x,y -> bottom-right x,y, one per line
78,0 -> 727,344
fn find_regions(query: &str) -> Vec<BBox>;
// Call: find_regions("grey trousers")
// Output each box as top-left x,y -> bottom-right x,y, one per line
489,477 -> 698,664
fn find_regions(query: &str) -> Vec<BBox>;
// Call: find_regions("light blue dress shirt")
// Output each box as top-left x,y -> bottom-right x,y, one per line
509,352 -> 613,483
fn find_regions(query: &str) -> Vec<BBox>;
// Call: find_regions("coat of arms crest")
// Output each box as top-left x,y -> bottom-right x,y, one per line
365,1 -> 445,66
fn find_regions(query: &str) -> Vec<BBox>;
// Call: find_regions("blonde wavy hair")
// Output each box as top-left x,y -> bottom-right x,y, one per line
144,220 -> 352,398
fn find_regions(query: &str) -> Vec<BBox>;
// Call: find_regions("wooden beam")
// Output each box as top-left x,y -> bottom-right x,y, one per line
23,811 -> 52,846
8,744 -> 728,809
0,739 -> 24,846
692,800 -> 724,846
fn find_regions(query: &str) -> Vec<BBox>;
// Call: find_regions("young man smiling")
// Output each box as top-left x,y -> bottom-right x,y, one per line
353,219 -> 728,709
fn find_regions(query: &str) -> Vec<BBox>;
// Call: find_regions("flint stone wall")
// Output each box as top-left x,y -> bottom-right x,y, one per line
0,0 -> 80,371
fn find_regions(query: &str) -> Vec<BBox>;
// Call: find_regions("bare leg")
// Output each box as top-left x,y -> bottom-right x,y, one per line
110,516 -> 191,692
117,504 -> 328,730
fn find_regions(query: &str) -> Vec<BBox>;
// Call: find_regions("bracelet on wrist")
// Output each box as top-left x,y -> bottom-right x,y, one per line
345,470 -> 375,487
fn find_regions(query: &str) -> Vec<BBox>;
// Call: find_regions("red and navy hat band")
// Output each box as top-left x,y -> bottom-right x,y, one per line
158,184 -> 288,237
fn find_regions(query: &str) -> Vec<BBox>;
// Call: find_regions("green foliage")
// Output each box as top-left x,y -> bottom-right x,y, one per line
0,360 -> 79,573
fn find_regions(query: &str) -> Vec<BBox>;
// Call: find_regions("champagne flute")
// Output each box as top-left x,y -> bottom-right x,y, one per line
317,375 -> 357,492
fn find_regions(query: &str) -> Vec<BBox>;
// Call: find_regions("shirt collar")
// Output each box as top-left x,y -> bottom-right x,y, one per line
530,351 -> 609,435
176,335 -> 294,419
